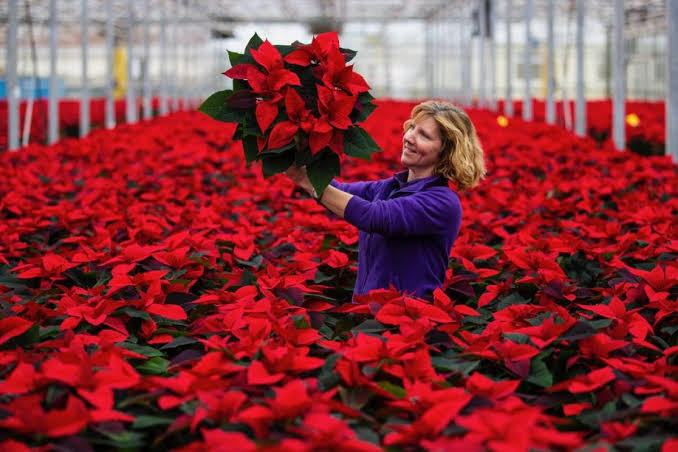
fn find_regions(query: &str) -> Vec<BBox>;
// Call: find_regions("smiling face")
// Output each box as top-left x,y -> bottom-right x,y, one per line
401,115 -> 444,179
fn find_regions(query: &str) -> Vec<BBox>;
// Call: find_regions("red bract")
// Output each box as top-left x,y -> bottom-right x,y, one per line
285,31 -> 341,67
319,46 -> 370,95
268,88 -> 314,150
225,40 -> 301,96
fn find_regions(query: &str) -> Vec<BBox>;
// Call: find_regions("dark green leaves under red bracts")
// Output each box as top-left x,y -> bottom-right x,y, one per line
1,100 -> 677,450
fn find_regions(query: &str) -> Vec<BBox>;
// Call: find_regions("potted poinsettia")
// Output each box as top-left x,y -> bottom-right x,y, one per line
199,31 -> 381,194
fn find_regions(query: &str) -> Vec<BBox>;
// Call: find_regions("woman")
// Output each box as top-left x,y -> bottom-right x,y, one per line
286,100 -> 486,300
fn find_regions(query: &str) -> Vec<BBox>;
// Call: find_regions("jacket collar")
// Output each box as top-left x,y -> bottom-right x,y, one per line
393,170 -> 447,193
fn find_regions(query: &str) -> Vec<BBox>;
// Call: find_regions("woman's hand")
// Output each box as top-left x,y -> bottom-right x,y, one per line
285,164 -> 315,196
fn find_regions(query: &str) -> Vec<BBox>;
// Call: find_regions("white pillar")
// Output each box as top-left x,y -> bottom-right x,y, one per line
479,0 -> 487,107
668,0 -> 678,162
489,0 -> 497,110
546,0 -> 555,124
143,0 -> 152,119
126,0 -> 137,123
80,0 -> 90,137
48,0 -> 59,145
575,0 -> 586,136
7,0 -> 19,150
612,0 -> 626,151
466,19 -> 474,106
159,0 -> 168,115
105,0 -> 115,129
425,19 -> 434,97
171,0 -> 179,111
505,0 -> 513,116
523,0 -> 533,121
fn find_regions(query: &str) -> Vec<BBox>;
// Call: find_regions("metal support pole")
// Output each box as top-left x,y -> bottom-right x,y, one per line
523,0 -> 533,121
171,0 -> 179,111
546,0 -> 555,124
143,0 -> 152,119
105,0 -> 115,129
668,0 -> 678,162
489,0 -> 497,110
180,15 -> 187,109
159,0 -> 168,115
48,0 -> 59,144
457,19 -> 468,105
505,0 -> 513,116
425,19 -> 434,97
612,0 -> 625,150
479,0 -> 487,107
126,0 -> 137,123
7,0 -> 19,150
383,24 -> 392,97
575,0 -> 586,136
433,19 -> 443,97
465,19 -> 474,106
80,0 -> 90,137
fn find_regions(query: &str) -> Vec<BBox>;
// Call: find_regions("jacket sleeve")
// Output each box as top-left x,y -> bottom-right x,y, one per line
343,188 -> 462,237
329,179 -> 380,201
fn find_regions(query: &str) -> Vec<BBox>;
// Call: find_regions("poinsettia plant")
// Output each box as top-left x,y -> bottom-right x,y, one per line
199,31 -> 381,194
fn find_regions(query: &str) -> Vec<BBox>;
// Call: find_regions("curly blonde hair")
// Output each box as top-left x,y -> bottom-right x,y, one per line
403,101 -> 486,190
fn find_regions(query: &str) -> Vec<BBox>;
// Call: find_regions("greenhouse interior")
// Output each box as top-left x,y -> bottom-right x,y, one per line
1,0 -> 677,451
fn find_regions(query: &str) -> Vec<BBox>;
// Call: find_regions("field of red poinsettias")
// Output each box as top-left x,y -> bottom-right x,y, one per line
501,99 -> 666,155
1,99 -> 677,451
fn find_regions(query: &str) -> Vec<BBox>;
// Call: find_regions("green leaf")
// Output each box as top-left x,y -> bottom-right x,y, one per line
198,89 -> 232,120
242,134 -> 259,163
12,323 -> 40,347
118,306 -> 151,321
136,357 -> 170,375
233,79 -> 249,91
122,342 -> 165,358
342,126 -> 381,160
293,315 -> 311,329
257,141 -> 296,158
295,142 -> 313,167
526,354 -> 553,388
352,319 -> 387,334
274,44 -> 297,56
93,430 -> 146,449
261,149 -> 295,178
228,50 -> 243,66
503,332 -> 531,344
353,91 -> 377,123
340,47 -> 358,63
616,435 -> 672,452
160,336 -> 198,350
318,353 -> 341,391
132,415 -> 174,429
245,33 -> 264,52
377,381 -> 406,399
314,269 -> 335,284
307,149 -> 340,195
39,325 -> 61,340
431,356 -> 480,376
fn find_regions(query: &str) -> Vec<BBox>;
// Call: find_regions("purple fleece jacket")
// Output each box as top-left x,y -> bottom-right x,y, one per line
330,170 -> 462,299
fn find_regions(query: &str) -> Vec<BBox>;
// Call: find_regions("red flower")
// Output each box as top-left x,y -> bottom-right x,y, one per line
267,88 -> 313,150
319,46 -> 370,95
284,31 -> 341,67
225,40 -> 301,95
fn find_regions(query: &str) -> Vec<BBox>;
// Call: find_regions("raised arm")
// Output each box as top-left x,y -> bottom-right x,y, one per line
340,189 -> 462,237
328,179 -> 379,200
